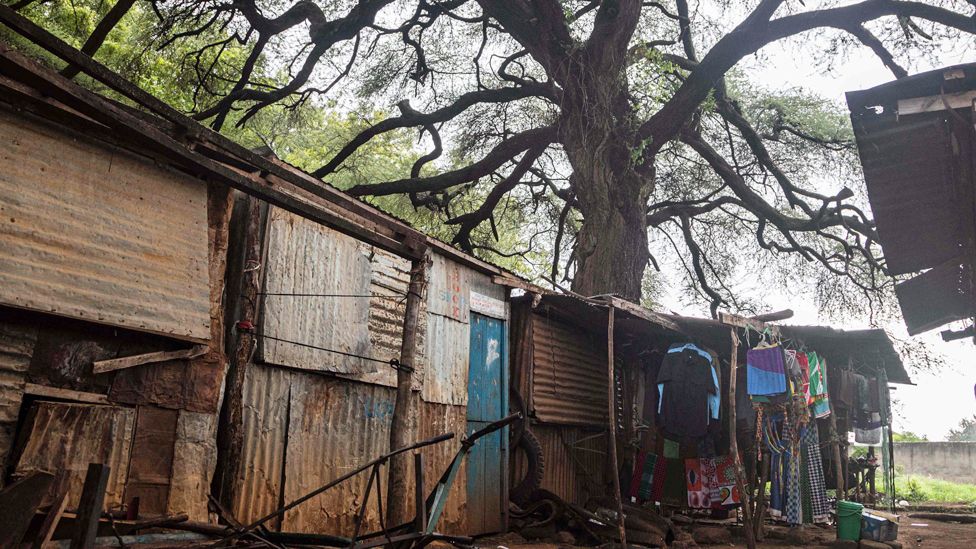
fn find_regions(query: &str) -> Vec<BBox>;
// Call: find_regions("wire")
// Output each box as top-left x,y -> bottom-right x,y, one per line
256,333 -> 412,372
257,292 -> 405,299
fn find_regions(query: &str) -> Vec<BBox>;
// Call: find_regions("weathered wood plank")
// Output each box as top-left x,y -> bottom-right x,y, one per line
23,383 -> 109,404
92,345 -> 207,374
31,481 -> 69,549
71,463 -> 110,549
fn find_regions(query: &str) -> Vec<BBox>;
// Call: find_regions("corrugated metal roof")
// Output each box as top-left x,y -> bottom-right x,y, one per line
851,114 -> 964,275
895,259 -> 972,336
0,108 -> 211,342
530,309 -> 609,426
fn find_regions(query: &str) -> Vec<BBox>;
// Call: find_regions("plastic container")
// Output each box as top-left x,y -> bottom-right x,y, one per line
861,510 -> 899,542
837,500 -> 864,541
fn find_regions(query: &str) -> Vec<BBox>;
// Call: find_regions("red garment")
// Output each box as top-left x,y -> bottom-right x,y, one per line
795,352 -> 812,403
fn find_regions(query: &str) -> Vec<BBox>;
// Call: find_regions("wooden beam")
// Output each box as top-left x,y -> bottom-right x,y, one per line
92,345 -> 207,374
71,464 -> 110,549
0,471 -> 55,548
728,329 -> 756,549
718,311 -> 781,337
750,309 -> 794,323
23,383 -> 109,404
31,482 -> 69,549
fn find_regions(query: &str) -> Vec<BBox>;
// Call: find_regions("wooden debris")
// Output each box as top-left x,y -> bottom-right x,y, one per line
71,463 -> 110,549
92,345 -> 207,374
0,471 -> 55,548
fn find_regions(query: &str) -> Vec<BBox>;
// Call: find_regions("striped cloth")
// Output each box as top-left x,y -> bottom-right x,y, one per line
629,451 -> 667,501
803,423 -> 830,522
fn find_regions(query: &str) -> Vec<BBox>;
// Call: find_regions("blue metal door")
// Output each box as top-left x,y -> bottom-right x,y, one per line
466,313 -> 506,534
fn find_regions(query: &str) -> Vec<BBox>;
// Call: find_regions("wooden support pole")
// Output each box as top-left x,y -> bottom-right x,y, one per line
387,255 -> 428,525
72,463 -> 110,549
607,306 -> 627,549
729,329 -> 756,549
216,195 -> 263,510
828,405 -> 846,500
753,452 -> 770,541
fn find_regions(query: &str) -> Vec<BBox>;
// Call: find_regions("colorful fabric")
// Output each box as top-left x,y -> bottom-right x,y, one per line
807,352 -> 831,418
784,415 -> 802,526
686,458 -> 709,508
629,452 -> 667,501
661,457 -> 687,507
795,352 -> 811,402
711,454 -> 741,507
802,424 -> 830,523
747,345 -> 788,396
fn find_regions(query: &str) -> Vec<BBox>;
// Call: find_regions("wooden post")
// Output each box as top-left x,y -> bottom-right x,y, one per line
753,452 -> 770,541
387,255 -> 428,526
72,464 -> 110,549
216,195 -> 264,510
729,329 -> 756,549
607,305 -> 627,548
828,405 -> 846,500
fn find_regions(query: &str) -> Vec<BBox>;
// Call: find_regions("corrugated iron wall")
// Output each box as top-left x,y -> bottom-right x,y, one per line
0,321 -> 35,474
512,424 -> 609,505
234,363 -> 468,535
530,310 -> 608,426
0,108 -> 211,342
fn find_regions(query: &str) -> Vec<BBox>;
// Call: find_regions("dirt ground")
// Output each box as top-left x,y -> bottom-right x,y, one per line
477,516 -> 976,549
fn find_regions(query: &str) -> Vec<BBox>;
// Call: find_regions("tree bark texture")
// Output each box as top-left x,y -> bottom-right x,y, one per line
386,255 -> 428,526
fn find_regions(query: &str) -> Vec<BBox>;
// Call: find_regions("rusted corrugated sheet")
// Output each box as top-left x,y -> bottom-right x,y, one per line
233,363 -> 290,525
234,365 -> 467,534
422,313 -> 470,406
0,109 -> 210,342
14,401 -> 134,509
896,260 -> 972,336
852,114 -> 963,276
530,311 -> 608,426
0,321 -> 35,475
168,410 -> 218,521
513,423 -> 608,506
260,207 -> 417,377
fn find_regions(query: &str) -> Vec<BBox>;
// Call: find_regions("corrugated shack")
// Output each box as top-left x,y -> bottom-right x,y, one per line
509,294 -> 911,527
0,19 -> 525,539
847,63 -> 976,337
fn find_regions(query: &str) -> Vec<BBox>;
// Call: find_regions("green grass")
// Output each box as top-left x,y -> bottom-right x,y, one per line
895,475 -> 976,504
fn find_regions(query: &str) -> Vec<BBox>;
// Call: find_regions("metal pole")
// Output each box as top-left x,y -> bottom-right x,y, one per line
606,305 -> 627,548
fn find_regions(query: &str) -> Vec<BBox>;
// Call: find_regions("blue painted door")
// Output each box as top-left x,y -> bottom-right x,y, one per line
466,313 -> 506,534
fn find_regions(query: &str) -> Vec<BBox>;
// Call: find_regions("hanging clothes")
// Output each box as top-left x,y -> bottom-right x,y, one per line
630,451 -> 667,502
657,343 -> 718,438
807,352 -> 831,418
747,344 -> 788,396
801,423 -> 830,523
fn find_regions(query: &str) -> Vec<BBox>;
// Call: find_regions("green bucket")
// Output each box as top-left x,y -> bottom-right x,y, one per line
836,500 -> 864,541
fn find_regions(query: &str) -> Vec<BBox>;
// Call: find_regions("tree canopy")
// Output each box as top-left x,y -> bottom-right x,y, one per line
10,0 -> 976,317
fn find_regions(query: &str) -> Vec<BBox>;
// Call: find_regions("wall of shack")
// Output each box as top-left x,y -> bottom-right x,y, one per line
0,105 -> 231,522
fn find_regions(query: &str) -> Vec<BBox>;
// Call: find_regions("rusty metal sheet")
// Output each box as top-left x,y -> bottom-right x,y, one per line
429,253 -> 470,322
530,311 -> 608,426
125,406 -> 178,515
232,363 -> 290,526
109,358 -> 223,413
422,314 -> 470,406
895,259 -> 972,336
13,401 -> 134,510
168,410 -> 218,521
852,113 -> 965,275
261,207 -> 423,378
0,321 -> 35,475
234,365 -> 467,535
0,108 -> 210,341
513,423 -> 608,506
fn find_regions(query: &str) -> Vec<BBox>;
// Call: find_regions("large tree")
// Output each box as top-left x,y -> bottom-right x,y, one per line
13,0 -> 976,308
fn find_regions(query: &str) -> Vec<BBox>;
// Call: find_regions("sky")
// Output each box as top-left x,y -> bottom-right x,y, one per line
731,24 -> 976,440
